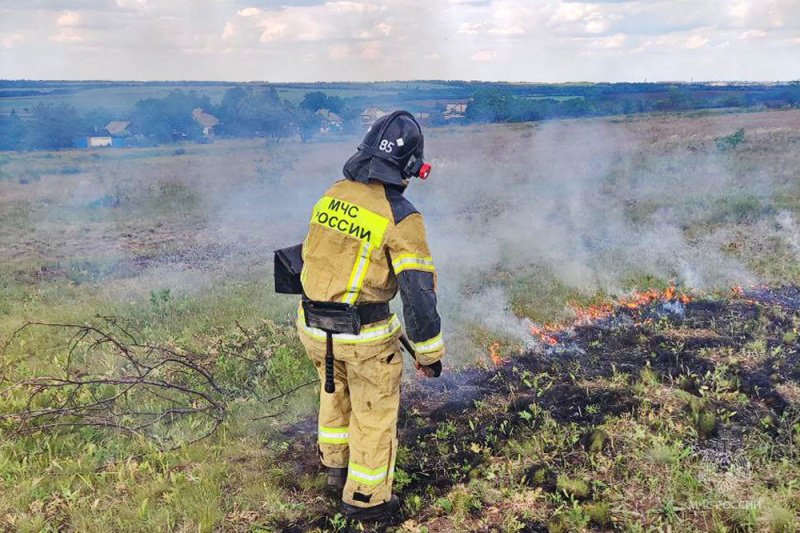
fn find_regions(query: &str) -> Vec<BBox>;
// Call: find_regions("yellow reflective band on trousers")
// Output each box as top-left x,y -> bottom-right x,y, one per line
319,425 -> 349,445
298,306 -> 402,344
411,333 -> 444,354
311,196 -> 389,249
391,253 -> 436,275
343,241 -> 372,304
348,462 -> 388,486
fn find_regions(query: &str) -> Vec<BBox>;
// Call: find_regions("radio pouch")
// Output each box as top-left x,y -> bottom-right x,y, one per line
274,244 -> 304,294
302,300 -> 362,336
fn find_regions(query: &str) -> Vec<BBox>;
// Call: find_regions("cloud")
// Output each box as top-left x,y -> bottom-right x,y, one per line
51,28 -> 84,43
739,29 -> 767,39
114,0 -> 148,11
550,3 -> 591,23
458,22 -> 483,34
237,7 -> 262,17
222,21 -> 234,41
488,26 -> 525,36
57,10 -> 80,26
592,33 -> 626,48
686,35 -> 710,49
585,20 -> 607,34
360,39 -> 383,60
470,49 -> 494,61
328,43 -> 351,60
0,31 -> 24,48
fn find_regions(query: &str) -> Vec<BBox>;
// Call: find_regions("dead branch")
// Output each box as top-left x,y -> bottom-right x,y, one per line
0,317 -> 313,449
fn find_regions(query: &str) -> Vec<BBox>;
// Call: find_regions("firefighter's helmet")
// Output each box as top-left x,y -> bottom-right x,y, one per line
343,110 -> 431,187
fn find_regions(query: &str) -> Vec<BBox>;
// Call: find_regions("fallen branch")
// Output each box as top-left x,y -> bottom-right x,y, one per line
0,317 -> 312,449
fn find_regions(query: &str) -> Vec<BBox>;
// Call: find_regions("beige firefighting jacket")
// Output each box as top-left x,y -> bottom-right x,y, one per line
297,178 -> 445,366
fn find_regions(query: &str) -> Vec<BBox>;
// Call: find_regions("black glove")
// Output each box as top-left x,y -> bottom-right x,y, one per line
420,360 -> 442,378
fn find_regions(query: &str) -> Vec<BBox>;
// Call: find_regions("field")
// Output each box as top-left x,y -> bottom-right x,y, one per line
1,109 -> 799,532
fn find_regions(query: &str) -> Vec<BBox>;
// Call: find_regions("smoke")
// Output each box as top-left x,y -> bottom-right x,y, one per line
19,119 -> 774,364
406,121 -> 759,360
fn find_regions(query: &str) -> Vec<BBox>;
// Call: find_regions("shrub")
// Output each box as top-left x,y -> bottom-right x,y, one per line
715,128 -> 745,151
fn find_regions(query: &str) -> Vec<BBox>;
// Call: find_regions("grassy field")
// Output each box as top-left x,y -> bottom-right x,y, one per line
1,110 -> 799,532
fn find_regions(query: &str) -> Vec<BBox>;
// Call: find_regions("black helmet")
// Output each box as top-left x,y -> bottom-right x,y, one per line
343,110 -> 431,187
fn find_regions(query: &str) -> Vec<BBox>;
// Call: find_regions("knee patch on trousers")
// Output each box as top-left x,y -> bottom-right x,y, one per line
353,492 -> 372,504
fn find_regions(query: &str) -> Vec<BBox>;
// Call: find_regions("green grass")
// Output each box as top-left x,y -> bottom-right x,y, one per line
2,110 -> 800,531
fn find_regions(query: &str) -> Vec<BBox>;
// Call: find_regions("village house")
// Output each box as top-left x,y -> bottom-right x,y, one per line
75,120 -> 132,148
192,108 -> 219,137
360,107 -> 387,128
316,109 -> 343,134
443,102 -> 469,120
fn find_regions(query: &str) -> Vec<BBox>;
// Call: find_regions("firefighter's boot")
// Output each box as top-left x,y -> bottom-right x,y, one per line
342,494 -> 400,521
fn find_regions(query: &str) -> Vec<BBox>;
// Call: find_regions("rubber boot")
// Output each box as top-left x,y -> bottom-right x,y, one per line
341,494 -> 400,521
327,467 -> 347,489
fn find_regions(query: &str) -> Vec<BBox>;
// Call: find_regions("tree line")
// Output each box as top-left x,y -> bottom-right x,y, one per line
2,81 -> 800,151
0,87 -> 361,151
465,83 -> 800,123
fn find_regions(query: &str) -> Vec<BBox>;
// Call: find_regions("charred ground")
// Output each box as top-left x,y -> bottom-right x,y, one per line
273,287 -> 800,532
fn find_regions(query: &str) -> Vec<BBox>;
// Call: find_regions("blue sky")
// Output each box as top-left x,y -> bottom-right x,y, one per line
0,0 -> 797,81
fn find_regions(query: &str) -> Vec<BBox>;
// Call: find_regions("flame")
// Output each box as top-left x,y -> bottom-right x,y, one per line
489,342 -> 503,366
530,325 -> 559,346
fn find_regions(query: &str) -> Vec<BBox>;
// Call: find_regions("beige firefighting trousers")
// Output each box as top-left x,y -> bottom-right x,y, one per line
303,337 -> 403,508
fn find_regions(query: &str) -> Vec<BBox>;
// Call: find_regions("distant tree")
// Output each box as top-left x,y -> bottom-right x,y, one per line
296,109 -> 321,143
0,111 -> 27,150
83,107 -> 114,132
780,82 -> 800,107
236,88 -> 294,141
300,91 -> 345,114
466,90 -> 511,122
300,91 -> 329,112
25,103 -> 88,150
130,89 -> 205,142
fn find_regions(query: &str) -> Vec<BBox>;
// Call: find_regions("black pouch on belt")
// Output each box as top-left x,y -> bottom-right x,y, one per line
274,244 -> 304,294
302,300 -> 362,336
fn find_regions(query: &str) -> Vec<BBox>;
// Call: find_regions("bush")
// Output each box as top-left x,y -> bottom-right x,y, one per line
715,128 -> 746,151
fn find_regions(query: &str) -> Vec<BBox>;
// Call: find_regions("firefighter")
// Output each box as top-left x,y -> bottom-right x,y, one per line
297,110 -> 444,520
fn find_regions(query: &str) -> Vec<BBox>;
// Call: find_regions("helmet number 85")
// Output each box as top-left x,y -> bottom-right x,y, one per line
379,139 -> 394,153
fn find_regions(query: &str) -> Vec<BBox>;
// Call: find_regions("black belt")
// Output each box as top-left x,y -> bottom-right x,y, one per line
357,302 -> 391,325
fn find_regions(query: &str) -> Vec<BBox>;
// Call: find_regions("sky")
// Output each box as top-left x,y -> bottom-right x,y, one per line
0,0 -> 798,82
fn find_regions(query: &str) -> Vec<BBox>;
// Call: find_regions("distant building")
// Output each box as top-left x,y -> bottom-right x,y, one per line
89,137 -> 113,148
105,120 -> 131,137
361,107 -> 387,127
192,108 -> 219,137
443,102 -> 468,120
316,109 -> 343,133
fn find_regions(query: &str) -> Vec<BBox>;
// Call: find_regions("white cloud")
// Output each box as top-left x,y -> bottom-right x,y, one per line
592,33 -> 626,49
425,52 -> 440,60
488,26 -> 525,36
328,44 -> 351,60
585,20 -> 607,34
551,3 -> 591,23
57,10 -> 80,27
458,22 -> 483,34
114,0 -> 148,11
360,40 -> 383,60
739,29 -> 767,39
237,7 -> 262,17
1,32 -> 25,49
327,2 -> 383,14
222,21 -> 234,41
471,49 -> 494,61
686,35 -> 710,49
51,29 -> 84,43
